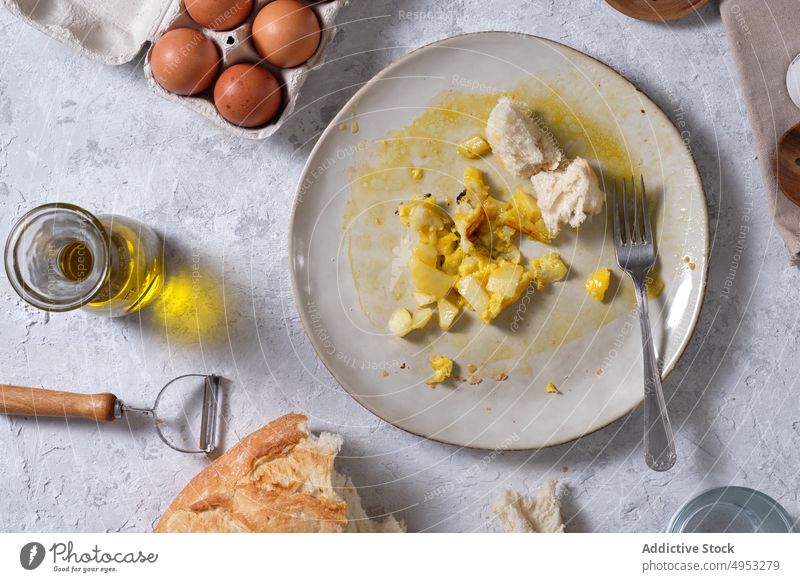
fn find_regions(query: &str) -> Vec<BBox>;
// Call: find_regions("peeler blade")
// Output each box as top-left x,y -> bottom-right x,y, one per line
199,375 -> 220,453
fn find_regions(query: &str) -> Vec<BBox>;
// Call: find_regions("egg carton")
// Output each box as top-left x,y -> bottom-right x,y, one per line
3,0 -> 347,139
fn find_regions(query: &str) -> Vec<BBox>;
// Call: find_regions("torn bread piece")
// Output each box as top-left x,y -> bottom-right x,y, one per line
336,473 -> 405,533
486,97 -> 562,178
155,413 -> 405,533
492,480 -> 565,533
531,157 -> 605,235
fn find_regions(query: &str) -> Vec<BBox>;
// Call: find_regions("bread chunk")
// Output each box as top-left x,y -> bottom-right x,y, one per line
155,414 -> 404,533
531,157 -> 605,235
486,97 -> 562,177
492,480 -> 565,533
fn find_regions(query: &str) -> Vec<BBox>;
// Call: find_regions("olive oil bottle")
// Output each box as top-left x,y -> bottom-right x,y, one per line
5,203 -> 164,316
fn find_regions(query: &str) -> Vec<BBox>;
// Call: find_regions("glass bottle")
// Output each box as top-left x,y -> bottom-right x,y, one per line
5,203 -> 164,317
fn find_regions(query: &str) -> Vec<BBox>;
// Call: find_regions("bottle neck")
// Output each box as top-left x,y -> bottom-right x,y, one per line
4,203 -> 111,312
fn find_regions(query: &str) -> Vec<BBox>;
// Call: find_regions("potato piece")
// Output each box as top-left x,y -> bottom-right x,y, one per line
456,276 -> 491,321
486,263 -> 524,298
409,203 -> 446,234
463,166 -> 490,203
412,243 -> 438,266
512,189 -> 542,221
410,257 -> 456,299
457,135 -> 492,159
453,207 -> 484,244
500,189 -> 552,243
437,297 -> 461,330
388,307 -> 413,337
398,196 -> 450,232
414,292 -> 436,306
486,268 -> 533,321
411,307 -> 434,330
452,167 -> 492,248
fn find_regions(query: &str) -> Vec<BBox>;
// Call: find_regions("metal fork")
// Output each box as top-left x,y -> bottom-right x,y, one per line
611,176 -> 676,472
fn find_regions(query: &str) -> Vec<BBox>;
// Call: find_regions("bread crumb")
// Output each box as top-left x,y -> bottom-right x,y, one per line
467,364 -> 478,373
495,372 -> 508,381
399,362 -> 406,369
485,407 -> 492,412
467,375 -> 483,385
688,262 -> 696,270
545,383 -> 560,394
683,255 -> 690,263
381,370 -> 389,377
595,368 -> 603,376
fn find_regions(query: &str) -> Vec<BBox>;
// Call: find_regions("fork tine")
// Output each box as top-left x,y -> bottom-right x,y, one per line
621,177 -> 631,244
611,179 -> 622,246
640,175 -> 652,244
631,175 -> 640,243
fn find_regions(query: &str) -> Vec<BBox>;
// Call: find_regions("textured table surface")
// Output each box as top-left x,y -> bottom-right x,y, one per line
1,0 -> 798,533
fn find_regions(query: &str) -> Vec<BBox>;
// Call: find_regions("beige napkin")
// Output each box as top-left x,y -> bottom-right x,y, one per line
720,0 -> 800,260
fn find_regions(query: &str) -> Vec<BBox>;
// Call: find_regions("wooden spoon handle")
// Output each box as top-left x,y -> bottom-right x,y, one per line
0,385 -> 118,422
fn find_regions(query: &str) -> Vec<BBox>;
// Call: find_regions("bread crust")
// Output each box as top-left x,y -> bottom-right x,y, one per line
155,414 -> 349,533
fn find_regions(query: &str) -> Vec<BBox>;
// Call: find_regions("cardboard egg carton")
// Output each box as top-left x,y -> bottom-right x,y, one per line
3,0 -> 347,139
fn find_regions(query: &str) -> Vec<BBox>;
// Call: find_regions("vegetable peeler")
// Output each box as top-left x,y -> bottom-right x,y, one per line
0,374 -> 220,454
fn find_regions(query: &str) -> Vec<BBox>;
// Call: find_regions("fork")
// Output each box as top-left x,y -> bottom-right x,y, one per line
611,176 -> 677,472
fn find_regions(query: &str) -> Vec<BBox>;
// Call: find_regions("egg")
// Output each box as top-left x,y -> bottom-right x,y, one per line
185,0 -> 253,31
252,0 -> 321,68
213,64 -> 282,127
150,28 -> 220,96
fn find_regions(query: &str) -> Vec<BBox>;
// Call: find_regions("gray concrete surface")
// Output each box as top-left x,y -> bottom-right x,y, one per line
0,0 -> 798,533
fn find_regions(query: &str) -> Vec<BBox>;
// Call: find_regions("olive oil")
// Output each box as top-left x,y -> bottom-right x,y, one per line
58,241 -> 94,282
82,215 -> 164,316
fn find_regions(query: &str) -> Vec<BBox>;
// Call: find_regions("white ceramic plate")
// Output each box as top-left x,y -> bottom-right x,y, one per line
289,32 -> 708,450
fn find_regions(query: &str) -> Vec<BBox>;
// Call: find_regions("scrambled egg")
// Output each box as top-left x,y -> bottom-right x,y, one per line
584,268 -> 611,302
545,383 -> 560,394
427,355 -> 454,385
530,252 -> 568,291
390,166 -> 569,334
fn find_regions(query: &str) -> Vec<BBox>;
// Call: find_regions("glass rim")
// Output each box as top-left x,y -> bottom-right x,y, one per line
667,485 -> 796,533
4,202 -> 112,312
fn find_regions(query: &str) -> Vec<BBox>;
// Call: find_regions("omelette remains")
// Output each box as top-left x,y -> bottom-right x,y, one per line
388,165 -> 568,339
344,85 -> 670,385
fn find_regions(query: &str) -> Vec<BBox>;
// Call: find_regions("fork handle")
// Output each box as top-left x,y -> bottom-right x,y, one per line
635,284 -> 677,471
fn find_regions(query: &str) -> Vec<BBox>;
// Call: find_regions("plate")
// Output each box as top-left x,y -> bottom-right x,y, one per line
289,32 -> 708,450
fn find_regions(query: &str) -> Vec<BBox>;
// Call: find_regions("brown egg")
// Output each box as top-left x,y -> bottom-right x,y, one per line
185,0 -> 253,31
252,0 -> 321,68
214,64 -> 282,127
150,28 -> 220,96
